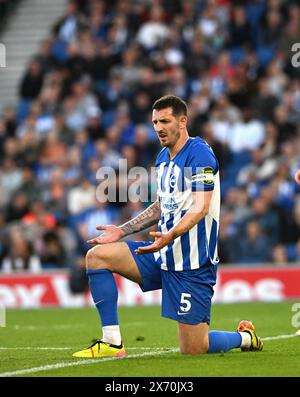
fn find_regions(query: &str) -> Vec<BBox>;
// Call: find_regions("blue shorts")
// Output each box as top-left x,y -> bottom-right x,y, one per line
126,241 -> 217,325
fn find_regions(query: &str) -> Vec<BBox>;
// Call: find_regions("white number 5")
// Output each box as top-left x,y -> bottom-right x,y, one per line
180,293 -> 192,313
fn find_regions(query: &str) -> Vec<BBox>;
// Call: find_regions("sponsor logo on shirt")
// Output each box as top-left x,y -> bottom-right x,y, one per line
161,197 -> 178,211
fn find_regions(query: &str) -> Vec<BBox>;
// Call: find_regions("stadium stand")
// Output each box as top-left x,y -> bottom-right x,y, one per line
0,0 -> 300,276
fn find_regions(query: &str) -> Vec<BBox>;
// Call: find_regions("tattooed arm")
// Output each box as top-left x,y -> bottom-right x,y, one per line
87,200 -> 161,245
119,200 -> 161,236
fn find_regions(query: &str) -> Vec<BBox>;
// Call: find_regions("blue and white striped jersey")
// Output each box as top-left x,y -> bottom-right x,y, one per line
154,137 -> 220,271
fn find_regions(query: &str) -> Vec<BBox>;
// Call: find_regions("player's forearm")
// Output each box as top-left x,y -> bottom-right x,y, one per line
168,205 -> 208,240
119,200 -> 161,236
169,191 -> 213,240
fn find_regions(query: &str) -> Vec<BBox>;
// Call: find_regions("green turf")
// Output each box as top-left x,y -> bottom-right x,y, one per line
0,302 -> 300,377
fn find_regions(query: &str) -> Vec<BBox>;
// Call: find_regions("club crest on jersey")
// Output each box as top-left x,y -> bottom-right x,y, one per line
169,173 -> 176,189
192,167 -> 214,185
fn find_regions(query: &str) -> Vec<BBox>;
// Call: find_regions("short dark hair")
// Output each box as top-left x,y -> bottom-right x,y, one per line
152,95 -> 187,117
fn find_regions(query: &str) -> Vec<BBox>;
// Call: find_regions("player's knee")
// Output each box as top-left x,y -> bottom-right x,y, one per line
85,246 -> 112,270
180,346 -> 208,355
180,341 -> 209,355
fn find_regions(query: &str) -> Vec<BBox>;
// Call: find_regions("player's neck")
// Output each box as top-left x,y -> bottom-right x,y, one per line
169,132 -> 190,160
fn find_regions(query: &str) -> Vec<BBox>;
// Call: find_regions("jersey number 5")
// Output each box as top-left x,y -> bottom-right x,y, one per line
180,293 -> 192,313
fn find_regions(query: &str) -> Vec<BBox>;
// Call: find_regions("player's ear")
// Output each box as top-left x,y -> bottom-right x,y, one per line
179,115 -> 187,129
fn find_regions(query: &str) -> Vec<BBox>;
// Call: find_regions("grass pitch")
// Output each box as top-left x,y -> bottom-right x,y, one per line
0,302 -> 300,377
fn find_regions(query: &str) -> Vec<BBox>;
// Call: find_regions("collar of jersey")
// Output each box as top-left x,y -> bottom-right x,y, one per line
168,137 -> 193,162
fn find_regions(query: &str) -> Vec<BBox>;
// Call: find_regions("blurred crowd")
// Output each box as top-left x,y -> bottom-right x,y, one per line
1,0 -> 300,276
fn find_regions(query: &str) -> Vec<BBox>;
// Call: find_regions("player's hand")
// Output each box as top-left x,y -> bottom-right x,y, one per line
295,169 -> 300,185
135,231 -> 174,254
87,225 -> 125,245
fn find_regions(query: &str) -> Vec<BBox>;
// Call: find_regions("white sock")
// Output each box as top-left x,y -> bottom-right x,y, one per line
239,332 -> 251,349
102,325 -> 122,346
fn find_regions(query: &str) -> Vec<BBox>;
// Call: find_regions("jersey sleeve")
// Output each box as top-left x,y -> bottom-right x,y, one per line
187,143 -> 219,192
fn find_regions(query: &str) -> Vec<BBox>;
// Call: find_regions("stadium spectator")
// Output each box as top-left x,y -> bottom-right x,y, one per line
280,201 -> 300,246
52,0 -> 88,43
1,225 -> 42,273
238,221 -> 272,264
38,230 -> 67,268
0,0 -> 21,32
5,192 -> 29,223
227,107 -> 265,153
237,146 -> 279,186
0,157 -> 23,207
17,167 -> 41,203
227,5 -> 253,50
252,77 -> 280,121
272,244 -> 289,266
136,6 -> 169,51
67,177 -> 96,215
19,59 -> 44,101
